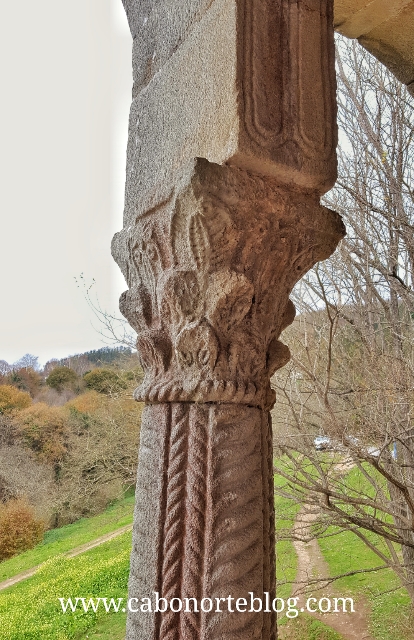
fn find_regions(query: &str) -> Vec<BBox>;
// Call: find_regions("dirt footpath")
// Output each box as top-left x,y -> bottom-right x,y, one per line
0,524 -> 132,592
285,505 -> 373,640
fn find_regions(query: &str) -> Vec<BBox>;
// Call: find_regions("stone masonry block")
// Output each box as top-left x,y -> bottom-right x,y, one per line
122,0 -> 338,225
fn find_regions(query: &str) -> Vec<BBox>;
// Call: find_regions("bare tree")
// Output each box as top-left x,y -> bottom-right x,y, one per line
0,361 -> 11,376
53,393 -> 141,524
13,354 -> 40,371
273,36 -> 414,602
74,273 -> 137,350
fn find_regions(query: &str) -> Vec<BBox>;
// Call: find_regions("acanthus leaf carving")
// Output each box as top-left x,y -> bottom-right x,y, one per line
158,269 -> 202,331
119,284 -> 153,334
189,213 -> 210,271
205,270 -> 254,338
175,320 -> 219,372
113,159 -> 345,410
136,330 -> 172,378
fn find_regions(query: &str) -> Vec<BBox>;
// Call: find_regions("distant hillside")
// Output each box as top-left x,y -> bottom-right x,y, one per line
43,346 -> 134,376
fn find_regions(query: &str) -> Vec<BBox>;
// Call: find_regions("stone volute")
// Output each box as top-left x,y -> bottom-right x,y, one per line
112,1 -> 345,638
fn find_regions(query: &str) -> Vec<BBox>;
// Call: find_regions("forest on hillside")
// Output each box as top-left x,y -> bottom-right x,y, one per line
0,347 -> 143,560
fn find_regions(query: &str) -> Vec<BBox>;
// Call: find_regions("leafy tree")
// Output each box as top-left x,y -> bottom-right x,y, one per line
46,366 -> 78,393
7,367 -> 43,397
83,368 -> 127,395
0,385 -> 32,414
0,350 -> 143,528
52,391 -> 141,524
82,346 -> 132,365
17,403 -> 69,467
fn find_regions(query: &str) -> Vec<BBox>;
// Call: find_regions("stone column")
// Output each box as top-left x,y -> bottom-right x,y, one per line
112,1 -> 345,639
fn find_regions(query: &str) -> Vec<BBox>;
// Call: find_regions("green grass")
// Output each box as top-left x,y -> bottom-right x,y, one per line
279,613 -> 344,640
78,613 -> 126,639
0,492 -> 135,583
316,462 -> 412,640
319,528 -> 411,640
275,471 -> 300,601
274,458 -> 414,639
5,461 -> 411,640
1,471 -> 301,640
320,463 -> 411,640
0,531 -> 131,640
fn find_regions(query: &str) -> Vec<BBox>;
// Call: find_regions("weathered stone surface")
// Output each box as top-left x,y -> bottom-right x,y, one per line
126,402 -> 276,640
358,6 -> 414,92
334,0 -> 414,96
334,0 -> 413,38
122,0 -> 214,95
113,159 -> 345,411
121,0 -> 338,225
127,404 -> 170,640
115,2 -> 344,638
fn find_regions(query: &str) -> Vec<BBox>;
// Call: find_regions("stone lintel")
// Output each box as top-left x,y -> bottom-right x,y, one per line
334,0 -> 414,96
334,0 -> 413,39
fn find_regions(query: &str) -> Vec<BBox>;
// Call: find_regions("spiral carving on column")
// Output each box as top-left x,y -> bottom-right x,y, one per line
153,404 -> 275,640
181,405 -> 208,640
159,404 -> 189,640
202,407 -> 265,640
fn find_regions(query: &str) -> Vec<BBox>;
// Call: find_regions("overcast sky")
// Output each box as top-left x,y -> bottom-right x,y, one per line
0,1 -> 132,366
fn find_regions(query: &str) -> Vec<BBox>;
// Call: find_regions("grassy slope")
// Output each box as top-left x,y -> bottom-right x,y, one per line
79,614 -> 127,640
8,465 -> 407,640
1,532 -> 131,640
275,473 -> 299,600
279,616 -> 344,640
319,528 -> 411,640
274,473 -> 345,639
0,492 -> 135,583
317,465 -> 412,640
1,474 -> 343,640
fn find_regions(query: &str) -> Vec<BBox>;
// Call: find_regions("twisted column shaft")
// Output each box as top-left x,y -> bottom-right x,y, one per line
127,403 -> 276,640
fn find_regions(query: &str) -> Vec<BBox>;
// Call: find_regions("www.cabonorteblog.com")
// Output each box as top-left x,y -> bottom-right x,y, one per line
59,592 -> 355,618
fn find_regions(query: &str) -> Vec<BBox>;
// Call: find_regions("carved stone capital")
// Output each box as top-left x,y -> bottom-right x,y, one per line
112,159 -> 344,410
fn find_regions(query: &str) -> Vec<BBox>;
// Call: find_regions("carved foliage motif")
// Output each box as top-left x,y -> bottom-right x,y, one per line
113,160 -> 344,409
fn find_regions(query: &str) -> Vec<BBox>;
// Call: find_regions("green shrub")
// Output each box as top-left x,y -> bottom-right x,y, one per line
46,367 -> 78,393
0,385 -> 32,414
83,369 -> 127,395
